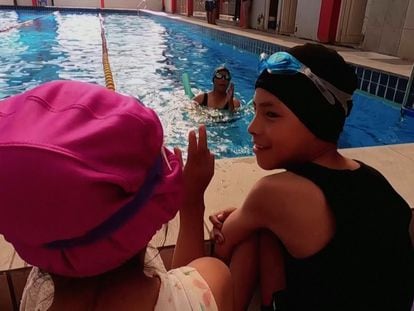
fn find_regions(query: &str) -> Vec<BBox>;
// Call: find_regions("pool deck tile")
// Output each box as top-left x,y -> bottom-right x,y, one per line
0,236 -> 14,271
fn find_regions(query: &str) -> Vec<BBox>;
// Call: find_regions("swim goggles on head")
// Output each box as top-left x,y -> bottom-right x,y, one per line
214,71 -> 231,81
258,52 -> 352,115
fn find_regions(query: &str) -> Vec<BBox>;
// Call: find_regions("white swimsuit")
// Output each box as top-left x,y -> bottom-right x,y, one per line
19,249 -> 218,311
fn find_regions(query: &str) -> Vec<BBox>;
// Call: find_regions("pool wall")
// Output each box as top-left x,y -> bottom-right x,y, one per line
1,5 -> 413,108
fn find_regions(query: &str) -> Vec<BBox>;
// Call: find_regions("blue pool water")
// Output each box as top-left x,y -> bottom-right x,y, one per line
0,9 -> 413,158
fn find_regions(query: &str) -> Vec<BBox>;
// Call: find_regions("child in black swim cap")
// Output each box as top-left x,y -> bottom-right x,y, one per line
210,43 -> 414,310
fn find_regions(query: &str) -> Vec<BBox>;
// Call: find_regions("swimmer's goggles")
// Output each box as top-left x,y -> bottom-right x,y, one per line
258,52 -> 352,115
214,71 -> 231,81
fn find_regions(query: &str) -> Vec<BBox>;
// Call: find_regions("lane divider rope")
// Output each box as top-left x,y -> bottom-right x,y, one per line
99,13 -> 115,91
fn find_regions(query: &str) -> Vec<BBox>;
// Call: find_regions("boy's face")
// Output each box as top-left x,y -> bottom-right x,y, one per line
248,88 -> 319,170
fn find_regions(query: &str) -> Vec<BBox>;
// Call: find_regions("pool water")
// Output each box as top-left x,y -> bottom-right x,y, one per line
0,10 -> 413,158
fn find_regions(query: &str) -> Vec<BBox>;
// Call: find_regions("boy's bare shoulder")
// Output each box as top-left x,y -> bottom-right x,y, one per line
254,170 -> 323,197
250,171 -> 334,257
247,170 -> 327,220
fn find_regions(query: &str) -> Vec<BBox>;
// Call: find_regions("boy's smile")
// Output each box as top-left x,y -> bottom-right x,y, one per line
249,88 -> 323,170
252,142 -> 270,153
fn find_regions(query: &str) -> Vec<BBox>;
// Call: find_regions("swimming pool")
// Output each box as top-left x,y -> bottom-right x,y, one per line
1,9 -> 413,158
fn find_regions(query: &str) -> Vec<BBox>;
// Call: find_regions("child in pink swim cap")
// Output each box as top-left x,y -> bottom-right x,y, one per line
0,80 -> 232,311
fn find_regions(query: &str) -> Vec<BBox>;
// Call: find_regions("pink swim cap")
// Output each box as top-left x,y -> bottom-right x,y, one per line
0,80 -> 183,277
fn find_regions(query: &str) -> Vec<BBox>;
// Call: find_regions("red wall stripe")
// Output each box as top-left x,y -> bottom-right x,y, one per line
171,0 -> 177,13
317,0 -> 342,43
187,0 -> 193,16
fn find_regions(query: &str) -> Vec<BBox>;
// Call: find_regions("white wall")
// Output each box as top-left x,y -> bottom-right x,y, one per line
362,0 -> 410,57
250,0 -> 267,29
0,0 -> 13,5
16,0 -> 32,6
294,0 -> 321,40
53,0 -> 100,7
105,0 -> 162,11
398,0 -> 414,59
164,0 -> 172,13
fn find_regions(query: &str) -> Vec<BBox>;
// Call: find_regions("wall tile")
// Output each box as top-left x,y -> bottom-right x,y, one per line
378,85 -> 386,97
385,88 -> 396,101
362,80 -> 369,91
363,69 -> 372,80
398,28 -> 414,59
362,25 -> 382,51
403,0 -> 414,29
379,27 -> 403,55
380,73 -> 389,86
371,71 -> 380,83
394,90 -> 405,104
397,78 -> 408,91
369,82 -> 378,95
388,76 -> 398,88
383,0 -> 409,29
365,0 -> 387,28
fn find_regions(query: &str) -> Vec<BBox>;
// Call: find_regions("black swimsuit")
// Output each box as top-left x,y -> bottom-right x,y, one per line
201,93 -> 229,110
278,161 -> 414,310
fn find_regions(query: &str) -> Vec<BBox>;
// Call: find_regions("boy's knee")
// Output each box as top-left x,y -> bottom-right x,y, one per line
189,257 -> 233,310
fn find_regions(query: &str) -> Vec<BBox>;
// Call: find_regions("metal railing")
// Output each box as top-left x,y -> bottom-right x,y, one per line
137,0 -> 147,10
402,65 -> 414,108
401,64 -> 414,117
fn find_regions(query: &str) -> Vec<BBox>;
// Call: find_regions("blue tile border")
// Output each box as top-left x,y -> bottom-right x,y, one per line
349,64 -> 410,106
1,6 -> 413,108
205,27 -> 413,107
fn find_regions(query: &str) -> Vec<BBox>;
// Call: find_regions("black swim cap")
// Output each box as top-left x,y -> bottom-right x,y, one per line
255,43 -> 357,143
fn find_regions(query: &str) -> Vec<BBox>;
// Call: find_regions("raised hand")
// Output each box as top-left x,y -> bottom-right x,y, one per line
172,125 -> 215,267
174,125 -> 215,205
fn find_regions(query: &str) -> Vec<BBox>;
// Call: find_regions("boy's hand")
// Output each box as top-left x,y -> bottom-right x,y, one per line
209,207 -> 237,244
174,125 -> 215,204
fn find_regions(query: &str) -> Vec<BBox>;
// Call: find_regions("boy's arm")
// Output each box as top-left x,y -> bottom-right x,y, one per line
214,178 -> 275,262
